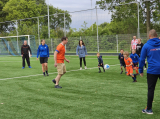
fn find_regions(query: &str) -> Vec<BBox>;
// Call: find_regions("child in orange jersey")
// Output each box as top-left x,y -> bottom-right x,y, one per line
123,51 -> 137,82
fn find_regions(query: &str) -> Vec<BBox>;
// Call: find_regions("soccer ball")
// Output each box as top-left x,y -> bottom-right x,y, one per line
104,64 -> 110,70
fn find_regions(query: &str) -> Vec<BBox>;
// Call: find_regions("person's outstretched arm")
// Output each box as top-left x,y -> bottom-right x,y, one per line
28,45 -> 32,56
76,46 -> 79,56
47,46 -> 49,58
84,46 -> 87,55
54,51 -> 58,67
21,46 -> 23,56
37,46 -> 40,59
139,45 -> 147,74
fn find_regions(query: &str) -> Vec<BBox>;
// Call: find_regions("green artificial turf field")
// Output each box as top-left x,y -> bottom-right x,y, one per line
0,55 -> 160,119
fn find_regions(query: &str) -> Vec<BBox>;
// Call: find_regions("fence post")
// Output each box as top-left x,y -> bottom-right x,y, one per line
96,6 -> 99,52
116,35 -> 118,53
51,38 -> 53,53
8,41 -> 9,53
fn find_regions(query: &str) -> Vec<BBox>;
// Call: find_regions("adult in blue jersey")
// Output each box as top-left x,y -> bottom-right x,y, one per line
37,39 -> 49,76
76,40 -> 87,70
139,29 -> 160,114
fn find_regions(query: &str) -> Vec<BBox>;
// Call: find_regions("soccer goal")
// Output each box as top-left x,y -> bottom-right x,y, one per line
0,35 -> 37,56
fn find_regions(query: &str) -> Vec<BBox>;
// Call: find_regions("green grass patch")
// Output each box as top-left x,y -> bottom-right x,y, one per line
0,56 -> 160,119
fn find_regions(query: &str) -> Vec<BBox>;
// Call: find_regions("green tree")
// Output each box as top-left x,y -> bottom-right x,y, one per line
0,0 -> 9,35
96,0 -> 160,35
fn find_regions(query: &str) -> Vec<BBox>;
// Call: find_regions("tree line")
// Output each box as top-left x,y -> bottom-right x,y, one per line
0,0 -> 160,40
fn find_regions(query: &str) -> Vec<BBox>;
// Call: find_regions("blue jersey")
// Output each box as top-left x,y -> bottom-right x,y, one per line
118,53 -> 125,63
130,53 -> 139,63
37,44 -> 49,58
98,56 -> 103,64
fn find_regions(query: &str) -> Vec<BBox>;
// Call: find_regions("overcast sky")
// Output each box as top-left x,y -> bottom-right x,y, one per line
47,0 -> 111,29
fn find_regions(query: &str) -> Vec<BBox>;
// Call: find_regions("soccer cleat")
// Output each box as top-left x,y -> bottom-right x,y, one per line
80,67 -> 82,70
46,73 -> 49,76
120,71 -> 123,74
85,66 -> 87,69
103,69 -> 105,72
22,67 -> 25,69
52,79 -> 56,84
142,108 -> 153,114
133,80 -> 137,82
29,66 -> 32,68
99,70 -> 101,73
55,85 -> 62,88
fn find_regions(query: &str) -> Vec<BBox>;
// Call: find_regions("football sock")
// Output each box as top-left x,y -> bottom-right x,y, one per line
99,68 -> 101,71
43,72 -> 45,75
135,68 -> 139,74
46,70 -> 48,74
145,64 -> 147,68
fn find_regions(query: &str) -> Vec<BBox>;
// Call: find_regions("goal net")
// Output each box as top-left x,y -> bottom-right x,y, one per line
0,35 -> 37,57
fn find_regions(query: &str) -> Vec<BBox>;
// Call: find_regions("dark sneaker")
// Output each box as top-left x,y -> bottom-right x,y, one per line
142,108 -> 153,114
120,71 -> 123,74
52,79 -> 56,84
55,85 -> 62,88
133,80 -> 137,82
98,70 -> 101,73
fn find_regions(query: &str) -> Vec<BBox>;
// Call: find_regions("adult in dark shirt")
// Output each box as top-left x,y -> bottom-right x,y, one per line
118,49 -> 126,74
136,38 -> 147,70
136,38 -> 144,57
21,40 -> 32,69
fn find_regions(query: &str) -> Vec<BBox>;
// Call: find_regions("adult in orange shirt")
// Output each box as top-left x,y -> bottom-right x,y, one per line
52,37 -> 69,88
123,51 -> 137,82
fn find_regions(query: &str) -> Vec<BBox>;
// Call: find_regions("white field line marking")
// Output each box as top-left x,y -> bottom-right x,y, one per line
0,60 -> 37,62
70,58 -> 117,59
0,64 -> 120,81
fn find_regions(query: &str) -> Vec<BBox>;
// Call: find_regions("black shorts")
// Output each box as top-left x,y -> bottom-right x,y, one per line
98,63 -> 104,67
120,62 -> 126,68
40,57 -> 48,64
133,62 -> 138,67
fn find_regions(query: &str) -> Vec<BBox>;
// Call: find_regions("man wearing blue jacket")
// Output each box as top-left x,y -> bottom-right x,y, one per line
139,29 -> 160,114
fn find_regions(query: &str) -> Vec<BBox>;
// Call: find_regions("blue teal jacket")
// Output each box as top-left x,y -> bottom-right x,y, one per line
139,38 -> 160,74
37,44 -> 49,58
76,45 -> 87,58
130,53 -> 139,63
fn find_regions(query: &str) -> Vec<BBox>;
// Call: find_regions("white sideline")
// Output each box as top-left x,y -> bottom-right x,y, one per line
0,64 -> 120,81
0,58 -> 117,62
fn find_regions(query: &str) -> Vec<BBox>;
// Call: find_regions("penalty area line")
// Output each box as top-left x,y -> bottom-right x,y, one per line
0,64 -> 120,81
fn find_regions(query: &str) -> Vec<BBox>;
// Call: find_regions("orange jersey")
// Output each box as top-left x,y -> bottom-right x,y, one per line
56,43 -> 65,63
124,57 -> 133,69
